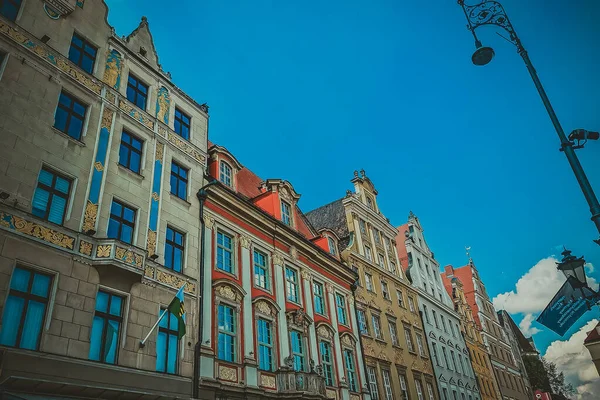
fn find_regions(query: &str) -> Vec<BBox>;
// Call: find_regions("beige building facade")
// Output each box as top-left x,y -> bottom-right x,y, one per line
0,0 -> 208,398
307,171 -> 438,400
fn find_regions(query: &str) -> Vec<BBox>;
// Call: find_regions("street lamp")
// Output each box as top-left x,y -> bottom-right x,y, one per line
457,1 -> 600,245
556,248 -> 587,289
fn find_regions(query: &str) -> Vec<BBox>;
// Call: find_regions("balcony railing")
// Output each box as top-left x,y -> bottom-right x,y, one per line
276,359 -> 326,397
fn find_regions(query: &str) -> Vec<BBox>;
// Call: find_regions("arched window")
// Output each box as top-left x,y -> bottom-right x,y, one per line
219,161 -> 232,187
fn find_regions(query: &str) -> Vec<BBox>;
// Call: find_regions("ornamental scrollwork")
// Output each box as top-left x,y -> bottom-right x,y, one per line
82,201 -> 98,233
255,300 -> 273,316
459,0 -> 520,48
79,241 -> 93,256
218,365 -> 237,382
146,229 -> 157,256
341,334 -> 353,347
316,325 -> 332,340
216,285 -> 242,303
239,235 -> 251,249
96,245 -> 112,258
7,214 -> 75,249
260,373 -> 276,389
167,132 -> 206,165
155,142 -> 164,162
203,214 -> 215,230
156,270 -> 196,294
101,107 -> 114,130
272,253 -> 284,267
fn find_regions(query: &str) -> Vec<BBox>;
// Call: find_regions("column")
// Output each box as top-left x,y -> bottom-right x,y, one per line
200,214 -> 214,379
352,214 -> 364,250
348,298 -> 369,399
240,235 -> 257,386
301,269 -> 319,364
274,254 -> 289,365
328,284 -> 349,400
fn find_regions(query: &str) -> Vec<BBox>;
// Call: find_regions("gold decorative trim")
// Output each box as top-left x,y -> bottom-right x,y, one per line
156,269 -> 196,294
79,240 -> 93,256
145,265 -> 155,278
115,246 -> 143,268
105,91 -> 116,104
218,365 -> 237,382
146,229 -> 157,256
151,192 -> 160,202
119,100 -> 154,130
167,132 -> 206,165
101,107 -> 114,130
155,142 -> 164,162
82,200 -> 98,233
94,161 -> 103,172
0,212 -> 75,249
96,244 -> 112,258
239,235 -> 251,249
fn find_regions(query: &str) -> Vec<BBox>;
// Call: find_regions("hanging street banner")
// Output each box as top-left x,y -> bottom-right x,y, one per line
537,277 -> 600,336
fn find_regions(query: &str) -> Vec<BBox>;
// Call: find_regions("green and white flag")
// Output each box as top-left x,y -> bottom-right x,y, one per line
168,284 -> 186,339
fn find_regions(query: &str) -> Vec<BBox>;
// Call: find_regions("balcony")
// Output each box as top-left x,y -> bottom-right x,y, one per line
275,360 -> 327,397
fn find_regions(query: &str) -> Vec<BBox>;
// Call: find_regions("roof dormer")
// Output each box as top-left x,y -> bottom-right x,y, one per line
350,170 -> 379,213
208,145 -> 243,190
260,179 -> 301,227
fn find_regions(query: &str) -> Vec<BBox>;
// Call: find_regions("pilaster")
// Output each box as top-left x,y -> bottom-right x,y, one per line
273,254 -> 289,364
240,235 -> 257,386
200,214 -> 214,379
301,269 -> 318,364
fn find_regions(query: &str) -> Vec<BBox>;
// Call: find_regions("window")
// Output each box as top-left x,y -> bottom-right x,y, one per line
397,289 -> 404,307
372,315 -> 382,339
320,341 -> 335,386
366,195 -> 374,210
357,309 -> 369,335
281,201 -> 292,226
408,296 -> 416,313
399,374 -> 410,400
442,346 -> 451,370
68,33 -> 97,73
427,382 -> 436,400
432,310 -> 439,328
165,227 -> 185,272
440,315 -> 447,332
253,250 -> 269,290
290,330 -> 305,371
336,293 -> 348,325
373,228 -> 381,244
170,161 -> 188,200
389,321 -> 398,346
416,380 -> 425,400
343,349 -> 358,392
432,342 -> 440,366
89,290 -> 123,364
452,390 -> 458,400
364,245 -> 373,261
328,237 -> 337,255
381,281 -> 390,300
156,308 -> 180,373
108,200 -> 136,244
257,318 -> 273,371
219,161 -> 232,187
286,267 -> 299,303
423,305 -> 430,324
217,304 -> 236,362
382,369 -> 394,400
0,266 -> 52,350
365,273 -> 374,292
118,131 -> 143,173
126,74 -> 148,110
458,354 -> 465,375
54,91 -> 86,140
32,167 -> 71,225
404,327 -> 415,352
359,219 -> 366,235
367,366 -> 380,400
416,333 -> 426,357
378,253 -> 385,268
389,261 -> 397,275
313,281 -> 326,315
174,107 -> 190,140
443,388 -> 449,400
216,231 -> 234,273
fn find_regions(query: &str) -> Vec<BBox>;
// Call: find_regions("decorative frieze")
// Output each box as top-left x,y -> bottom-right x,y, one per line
156,269 -> 196,295
0,212 -> 75,249
155,86 -> 170,124
260,373 -> 276,389
239,235 -> 251,249
119,99 -> 154,130
218,365 -> 238,382
167,132 -> 206,165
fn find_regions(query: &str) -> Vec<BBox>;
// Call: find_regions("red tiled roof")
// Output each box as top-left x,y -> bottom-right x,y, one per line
395,224 -> 409,271
236,168 -> 264,199
585,321 -> 600,344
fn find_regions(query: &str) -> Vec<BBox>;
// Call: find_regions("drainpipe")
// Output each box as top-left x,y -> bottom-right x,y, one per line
193,178 -> 219,399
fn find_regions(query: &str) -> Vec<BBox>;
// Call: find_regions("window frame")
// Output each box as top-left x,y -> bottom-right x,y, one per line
281,200 -> 292,226
327,236 -> 337,255
335,293 -> 348,326
378,253 -> 385,268
364,245 -> 373,262
372,314 -> 383,340
216,229 -> 235,274
365,273 -> 374,292
164,226 -> 185,273
381,369 -> 394,400
107,199 -> 137,244
415,379 -> 425,400
174,107 -> 191,140
54,90 -> 87,140
126,73 -> 149,110
89,289 -> 124,364
404,326 -> 415,353
313,281 -> 326,316
118,130 -> 144,174
388,320 -> 399,346
357,309 -> 369,335
0,0 -> 23,22
416,332 -> 427,357
32,167 -> 72,226
217,303 -> 237,363
343,348 -> 358,392
367,366 -> 380,400
156,307 -> 180,374
285,266 -> 300,304
408,296 -> 416,313
68,32 -> 97,74
427,382 -> 436,400
0,49 -> 8,81
170,160 -> 189,200
219,160 -> 233,187
381,281 -> 390,300
253,248 -> 270,291
290,329 -> 306,372
399,373 -> 410,400
319,340 -> 336,387
396,289 -> 404,308
257,317 -> 274,371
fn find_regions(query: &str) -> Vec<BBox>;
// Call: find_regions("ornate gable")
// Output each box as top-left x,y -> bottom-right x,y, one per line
124,17 -> 162,73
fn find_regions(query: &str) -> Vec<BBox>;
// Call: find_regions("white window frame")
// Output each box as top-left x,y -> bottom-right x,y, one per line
285,265 -> 301,304
372,314 -> 382,340
381,281 -> 390,300
416,332 -> 426,357
399,373 -> 409,400
357,309 -> 369,335
367,366 -> 380,400
216,228 -> 236,275
382,369 -> 394,400
253,248 -> 270,291
281,200 -> 292,226
427,382 -> 436,400
404,326 -> 415,353
364,245 -> 373,262
219,160 -> 233,187
388,320 -> 398,346
415,379 -> 425,400
365,273 -> 374,292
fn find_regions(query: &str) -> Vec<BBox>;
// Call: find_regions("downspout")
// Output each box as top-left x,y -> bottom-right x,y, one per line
193,178 -> 218,399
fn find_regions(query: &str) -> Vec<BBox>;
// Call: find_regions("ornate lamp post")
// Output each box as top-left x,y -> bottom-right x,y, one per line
457,1 -> 600,245
557,248 -> 587,289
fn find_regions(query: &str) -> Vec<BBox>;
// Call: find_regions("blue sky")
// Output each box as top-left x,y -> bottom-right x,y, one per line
105,0 -> 600,356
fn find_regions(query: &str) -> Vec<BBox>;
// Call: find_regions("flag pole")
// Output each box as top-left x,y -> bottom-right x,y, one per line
140,307 -> 168,348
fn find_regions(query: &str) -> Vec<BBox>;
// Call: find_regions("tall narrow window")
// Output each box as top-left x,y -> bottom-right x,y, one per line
54,91 -> 87,140
415,379 -> 425,400
217,304 -> 236,362
253,250 -> 269,290
281,201 -> 292,226
0,267 -> 52,350
382,369 -> 394,400
327,237 -> 337,255
219,161 -> 232,187
416,333 -> 426,357
404,327 -> 415,352
165,227 -> 185,272
388,321 -> 398,346
320,341 -> 335,386
118,131 -> 143,173
89,290 -> 123,364
174,108 -> 191,140
397,289 -> 404,307
408,296 -> 416,313
32,167 -> 71,225
126,74 -> 148,110
372,315 -> 382,339
285,267 -> 299,303
290,330 -> 305,371
216,231 -> 234,273
68,33 -> 97,73
458,354 -> 465,375
156,309 -> 179,373
450,350 -> 458,371
343,349 -> 358,392
378,253 -> 385,268
423,305 -> 430,324
257,318 -> 273,371
336,293 -> 348,325
170,161 -> 188,200
389,261 -> 397,275
359,219 -> 366,235
357,309 -> 369,335
381,281 -> 390,300
399,374 -> 410,400
313,281 -> 325,315
432,310 -> 439,328
442,346 -> 451,370
364,245 -> 373,261
427,382 -> 436,400
0,0 -> 22,21
365,273 -> 374,292
432,342 -> 441,366
108,200 -> 136,244
440,315 -> 447,333
367,366 -> 380,400
366,195 -> 374,210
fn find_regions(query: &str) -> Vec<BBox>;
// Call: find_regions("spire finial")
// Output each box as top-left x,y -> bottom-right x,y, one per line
465,246 -> 473,263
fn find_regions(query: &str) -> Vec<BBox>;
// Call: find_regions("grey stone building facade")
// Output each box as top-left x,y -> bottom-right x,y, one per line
497,311 -> 534,399
396,213 -> 480,400
0,0 -> 208,398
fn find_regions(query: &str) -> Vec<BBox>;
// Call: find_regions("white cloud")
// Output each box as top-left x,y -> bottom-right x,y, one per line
519,313 -> 541,336
493,257 -> 566,314
544,319 -> 600,399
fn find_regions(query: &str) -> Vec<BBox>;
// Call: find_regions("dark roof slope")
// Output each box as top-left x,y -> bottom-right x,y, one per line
584,321 -> 600,344
305,199 -> 349,240
498,311 -> 537,354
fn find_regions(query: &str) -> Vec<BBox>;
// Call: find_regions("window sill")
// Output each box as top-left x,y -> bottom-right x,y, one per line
392,344 -> 403,350
51,127 -> 85,147
215,266 -> 237,278
374,338 -> 386,345
408,350 -> 418,356
117,163 -> 145,180
253,285 -> 273,295
169,193 -> 192,208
